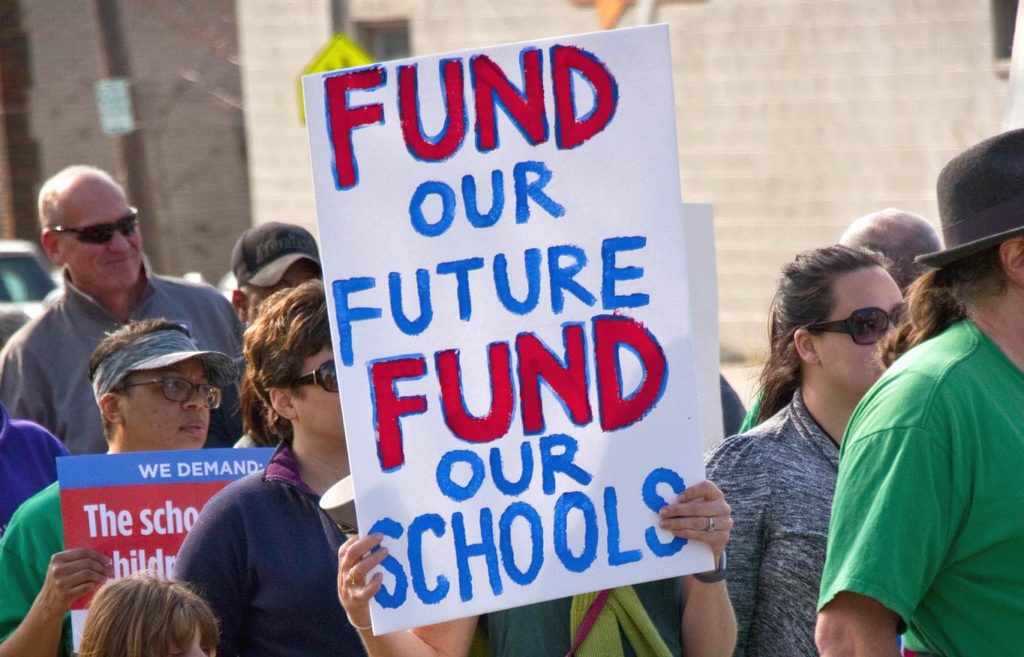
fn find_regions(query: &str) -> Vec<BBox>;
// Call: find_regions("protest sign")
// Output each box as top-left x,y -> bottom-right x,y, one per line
59,447 -> 273,646
303,24 -> 712,633
680,203 -> 724,450
1005,0 -> 1024,129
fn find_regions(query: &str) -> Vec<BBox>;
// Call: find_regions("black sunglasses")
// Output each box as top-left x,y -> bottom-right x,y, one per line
294,360 -> 338,393
805,305 -> 903,346
51,209 -> 138,244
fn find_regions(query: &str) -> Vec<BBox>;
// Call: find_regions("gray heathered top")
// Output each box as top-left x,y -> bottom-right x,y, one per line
705,390 -> 838,657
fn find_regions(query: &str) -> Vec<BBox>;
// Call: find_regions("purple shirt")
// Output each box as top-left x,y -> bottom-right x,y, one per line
0,402 -> 68,534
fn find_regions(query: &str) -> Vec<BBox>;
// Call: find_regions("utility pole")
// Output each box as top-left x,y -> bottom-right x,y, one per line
89,0 -> 166,272
0,0 -> 40,240
331,0 -> 346,34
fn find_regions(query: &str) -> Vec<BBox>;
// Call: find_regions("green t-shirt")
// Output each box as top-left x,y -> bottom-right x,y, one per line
0,482 -> 71,656
818,320 -> 1024,656
737,393 -> 762,434
484,578 -> 682,657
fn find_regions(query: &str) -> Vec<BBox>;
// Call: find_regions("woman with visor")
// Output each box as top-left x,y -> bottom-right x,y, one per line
175,280 -> 365,657
704,245 -> 902,657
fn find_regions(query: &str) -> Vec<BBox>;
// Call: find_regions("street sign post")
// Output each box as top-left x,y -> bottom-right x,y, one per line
297,34 -> 373,123
94,77 -> 135,136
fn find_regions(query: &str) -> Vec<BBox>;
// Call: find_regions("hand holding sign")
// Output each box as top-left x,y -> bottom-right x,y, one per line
0,548 -> 112,657
58,448 -> 273,648
657,480 -> 732,564
38,548 -> 112,614
338,534 -> 388,630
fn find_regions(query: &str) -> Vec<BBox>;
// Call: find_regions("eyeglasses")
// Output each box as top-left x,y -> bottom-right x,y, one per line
121,377 -> 223,409
805,306 -> 904,346
50,209 -> 138,244
294,360 -> 338,393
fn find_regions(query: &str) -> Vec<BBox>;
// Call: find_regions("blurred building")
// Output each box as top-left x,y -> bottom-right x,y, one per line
236,0 -> 1010,361
0,0 -> 251,282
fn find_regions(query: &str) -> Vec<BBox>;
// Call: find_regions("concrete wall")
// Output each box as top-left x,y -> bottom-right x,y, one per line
237,0 -> 1007,360
237,0 -> 331,237
666,0 -> 1005,361
21,0 -> 251,282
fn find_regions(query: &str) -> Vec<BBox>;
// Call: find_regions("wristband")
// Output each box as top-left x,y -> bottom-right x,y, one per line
693,550 -> 727,583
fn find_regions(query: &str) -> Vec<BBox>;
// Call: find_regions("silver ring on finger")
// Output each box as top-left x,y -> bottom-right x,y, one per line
705,516 -> 716,533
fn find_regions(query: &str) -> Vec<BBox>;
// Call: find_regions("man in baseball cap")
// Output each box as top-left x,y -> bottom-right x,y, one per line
230,222 -> 322,323
816,129 -> 1024,656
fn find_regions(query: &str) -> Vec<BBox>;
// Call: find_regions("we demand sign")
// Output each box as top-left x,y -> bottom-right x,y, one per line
303,24 -> 713,633
58,448 -> 273,647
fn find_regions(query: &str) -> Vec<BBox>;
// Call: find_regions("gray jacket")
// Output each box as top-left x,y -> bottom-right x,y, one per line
0,271 -> 242,454
705,390 -> 838,657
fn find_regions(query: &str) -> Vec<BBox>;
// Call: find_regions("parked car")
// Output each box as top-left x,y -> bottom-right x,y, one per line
0,240 -> 57,319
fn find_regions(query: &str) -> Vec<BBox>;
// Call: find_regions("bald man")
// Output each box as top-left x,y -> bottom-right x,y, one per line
0,165 -> 243,453
839,208 -> 942,291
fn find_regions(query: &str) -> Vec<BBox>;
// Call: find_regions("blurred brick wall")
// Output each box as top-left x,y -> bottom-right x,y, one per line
16,0 -> 250,282
0,0 -> 41,240
237,0 -> 1006,360
663,0 -> 1005,361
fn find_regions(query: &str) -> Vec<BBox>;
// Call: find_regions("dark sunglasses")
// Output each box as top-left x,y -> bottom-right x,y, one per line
121,377 -> 222,409
294,360 -> 338,393
805,305 -> 904,346
51,209 -> 138,244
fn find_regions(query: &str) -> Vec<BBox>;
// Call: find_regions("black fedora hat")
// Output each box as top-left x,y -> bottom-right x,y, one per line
917,128 -> 1024,268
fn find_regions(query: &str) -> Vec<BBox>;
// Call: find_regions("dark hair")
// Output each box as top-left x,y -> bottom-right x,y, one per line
878,244 -> 1006,366
757,245 -> 885,423
241,279 -> 329,443
239,375 -> 276,447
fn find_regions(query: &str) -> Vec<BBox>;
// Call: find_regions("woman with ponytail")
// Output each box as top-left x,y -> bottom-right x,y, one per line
817,129 -> 1024,657
706,245 -> 903,657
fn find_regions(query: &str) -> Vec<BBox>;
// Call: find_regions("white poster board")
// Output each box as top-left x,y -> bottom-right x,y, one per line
681,203 -> 725,451
1005,1 -> 1024,129
303,24 -> 713,633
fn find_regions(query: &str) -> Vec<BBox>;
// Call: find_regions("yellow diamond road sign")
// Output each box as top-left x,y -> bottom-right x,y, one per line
298,34 -> 374,124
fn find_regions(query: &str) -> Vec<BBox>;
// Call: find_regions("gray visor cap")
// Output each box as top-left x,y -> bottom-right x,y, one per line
126,350 -> 238,389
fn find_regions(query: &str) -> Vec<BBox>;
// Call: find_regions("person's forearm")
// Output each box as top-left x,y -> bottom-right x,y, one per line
353,628 -> 444,657
817,639 -> 901,657
354,616 -> 477,657
681,578 -> 737,657
816,625 -> 901,657
816,593 -> 901,657
0,597 -> 66,657
815,614 -> 901,657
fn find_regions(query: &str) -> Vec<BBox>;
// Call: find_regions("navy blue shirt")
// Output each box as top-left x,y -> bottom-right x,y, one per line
175,443 -> 365,657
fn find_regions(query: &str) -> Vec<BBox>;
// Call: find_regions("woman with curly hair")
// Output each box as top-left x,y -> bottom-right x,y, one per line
176,280 -> 363,657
